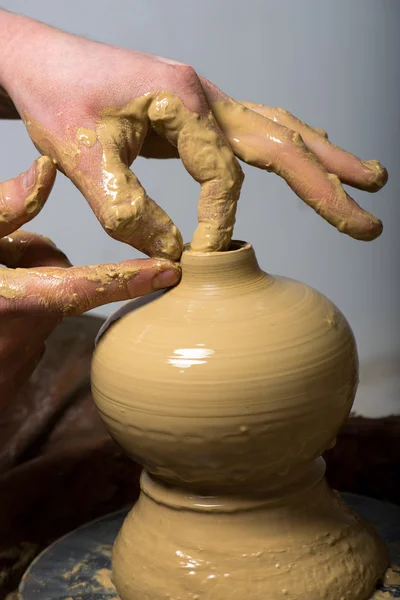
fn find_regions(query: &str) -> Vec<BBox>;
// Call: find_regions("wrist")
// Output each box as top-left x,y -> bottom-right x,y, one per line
0,10 -> 23,87
0,10 -> 44,94
0,10 -> 30,118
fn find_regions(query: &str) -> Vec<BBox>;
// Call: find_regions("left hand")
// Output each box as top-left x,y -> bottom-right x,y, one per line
0,158 -> 181,407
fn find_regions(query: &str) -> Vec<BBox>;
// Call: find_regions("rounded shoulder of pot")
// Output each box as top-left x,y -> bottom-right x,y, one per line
95,290 -> 167,346
93,271 -> 355,370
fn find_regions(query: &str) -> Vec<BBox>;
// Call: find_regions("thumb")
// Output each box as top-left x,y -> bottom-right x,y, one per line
2,259 -> 181,316
0,156 -> 56,237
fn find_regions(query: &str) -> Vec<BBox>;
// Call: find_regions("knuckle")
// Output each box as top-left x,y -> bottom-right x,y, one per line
221,160 -> 245,197
101,202 -> 143,238
173,63 -> 198,83
170,64 -> 202,95
227,162 -> 245,193
276,107 -> 292,118
207,146 -> 244,194
287,129 -> 306,149
58,282 -> 89,316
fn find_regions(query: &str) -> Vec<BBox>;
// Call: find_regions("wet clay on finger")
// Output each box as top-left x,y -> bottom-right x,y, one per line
210,99 -> 384,241
23,91 -> 386,252
23,92 -> 243,258
92,241 -> 387,599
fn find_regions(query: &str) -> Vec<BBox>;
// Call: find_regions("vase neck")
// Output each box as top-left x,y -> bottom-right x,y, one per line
180,242 -> 265,290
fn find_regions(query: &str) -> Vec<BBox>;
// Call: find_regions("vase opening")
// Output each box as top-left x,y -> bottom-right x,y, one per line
184,240 -> 251,256
180,240 -> 264,289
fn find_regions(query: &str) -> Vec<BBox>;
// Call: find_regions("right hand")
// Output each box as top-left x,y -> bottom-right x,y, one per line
0,12 -> 388,259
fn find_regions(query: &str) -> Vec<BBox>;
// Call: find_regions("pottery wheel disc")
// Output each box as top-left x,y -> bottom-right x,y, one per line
19,493 -> 400,600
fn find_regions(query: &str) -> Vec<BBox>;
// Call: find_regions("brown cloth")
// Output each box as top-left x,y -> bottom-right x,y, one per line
0,315 -> 398,598
0,316 -> 141,597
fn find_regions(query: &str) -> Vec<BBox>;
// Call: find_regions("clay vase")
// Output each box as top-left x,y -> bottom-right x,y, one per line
91,241 -> 387,600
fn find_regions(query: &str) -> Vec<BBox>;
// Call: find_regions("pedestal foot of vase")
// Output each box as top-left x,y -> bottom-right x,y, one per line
112,470 -> 386,600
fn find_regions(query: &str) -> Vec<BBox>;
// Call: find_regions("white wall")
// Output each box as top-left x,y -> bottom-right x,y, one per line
1,0 -> 399,416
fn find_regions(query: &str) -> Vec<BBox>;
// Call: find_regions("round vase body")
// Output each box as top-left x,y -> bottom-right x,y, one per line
92,242 -> 387,600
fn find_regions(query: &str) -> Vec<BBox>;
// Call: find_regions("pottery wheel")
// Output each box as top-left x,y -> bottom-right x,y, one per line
19,493 -> 400,600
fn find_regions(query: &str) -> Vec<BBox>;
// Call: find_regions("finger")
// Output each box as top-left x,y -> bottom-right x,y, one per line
0,259 -> 181,316
36,105 -> 183,261
200,80 -> 382,241
95,117 -> 182,259
148,90 -> 244,252
238,104 -> 331,139
0,156 -> 56,237
0,232 -> 70,368
0,316 -> 50,399
0,229 -> 71,269
0,314 -> 31,357
240,102 -> 388,192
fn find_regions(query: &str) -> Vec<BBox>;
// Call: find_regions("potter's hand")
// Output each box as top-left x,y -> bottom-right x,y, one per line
0,12 -> 387,259
0,172 -> 180,404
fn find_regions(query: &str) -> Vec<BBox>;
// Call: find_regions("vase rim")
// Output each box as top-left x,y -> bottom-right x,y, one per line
183,240 -> 252,256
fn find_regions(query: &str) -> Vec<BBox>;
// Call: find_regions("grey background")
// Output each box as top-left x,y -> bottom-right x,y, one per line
0,0 -> 399,415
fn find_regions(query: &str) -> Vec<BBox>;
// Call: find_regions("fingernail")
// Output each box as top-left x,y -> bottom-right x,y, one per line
152,269 -> 180,290
361,160 -> 388,189
362,159 -> 382,172
22,162 -> 37,191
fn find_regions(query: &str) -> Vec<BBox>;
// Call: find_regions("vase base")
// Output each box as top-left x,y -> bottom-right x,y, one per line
19,492 -> 399,600
112,474 -> 388,599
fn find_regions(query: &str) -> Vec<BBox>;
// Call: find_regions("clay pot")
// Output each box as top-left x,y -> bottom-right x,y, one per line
92,241 -> 387,600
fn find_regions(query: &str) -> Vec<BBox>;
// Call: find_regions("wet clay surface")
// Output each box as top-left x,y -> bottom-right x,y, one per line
92,242 -> 388,599
237,102 -> 387,192
93,243 -> 359,492
211,100 -> 384,241
18,495 -> 400,600
0,313 -> 399,598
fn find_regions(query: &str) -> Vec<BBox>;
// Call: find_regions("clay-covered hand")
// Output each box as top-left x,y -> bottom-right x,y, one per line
0,160 -> 180,406
0,12 -> 387,259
